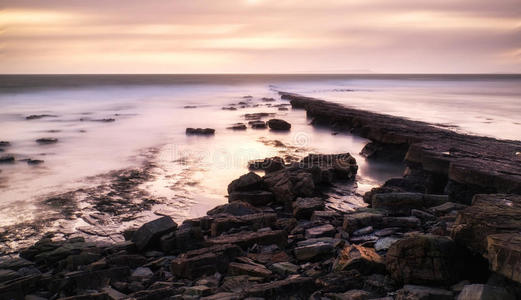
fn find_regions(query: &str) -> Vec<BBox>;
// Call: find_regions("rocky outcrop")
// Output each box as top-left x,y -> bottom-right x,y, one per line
131,216 -> 178,251
185,128 -> 215,135
487,233 -> 521,284
267,119 -> 291,131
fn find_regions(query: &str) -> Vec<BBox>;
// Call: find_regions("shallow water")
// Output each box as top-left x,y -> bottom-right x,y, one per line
0,74 -> 519,247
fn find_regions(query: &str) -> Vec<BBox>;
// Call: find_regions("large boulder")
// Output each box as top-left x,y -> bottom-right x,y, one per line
386,235 -> 471,285
207,201 -> 260,216
228,190 -> 274,206
131,216 -> 177,251
452,194 -> 521,255
300,153 -> 358,181
343,209 -> 386,234
293,197 -> 325,219
267,119 -> 291,131
486,233 -> 521,284
227,172 -> 264,194
333,244 -> 385,275
248,157 -> 285,173
263,169 -> 315,206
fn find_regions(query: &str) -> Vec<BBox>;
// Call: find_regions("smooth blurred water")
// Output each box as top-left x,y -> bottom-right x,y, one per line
0,74 -> 519,228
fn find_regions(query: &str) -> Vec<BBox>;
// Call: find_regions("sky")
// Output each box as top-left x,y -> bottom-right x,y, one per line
0,0 -> 520,74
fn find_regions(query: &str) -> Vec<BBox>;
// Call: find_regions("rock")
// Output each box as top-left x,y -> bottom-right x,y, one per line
26,114 -> 57,120
186,128 -> 215,135
452,194 -> 521,255
396,285 -> 453,300
248,157 -> 285,173
228,190 -> 274,206
329,289 -> 370,300
244,112 -> 274,120
250,120 -> 267,129
227,172 -> 264,194
0,141 -> 10,147
170,244 -> 242,279
294,241 -> 335,261
429,202 -> 467,216
270,262 -> 299,275
227,123 -> 247,130
293,197 -> 325,219
311,210 -> 342,223
106,254 -> 147,268
381,216 -> 420,229
245,276 -> 315,298
267,119 -> 291,131
131,267 -> 153,280
278,107 -> 288,111
35,138 -> 58,144
0,269 -> 20,282
131,216 -> 177,251
206,230 -> 287,249
26,159 -> 44,165
184,105 -> 197,109
262,97 -> 275,102
263,169 -> 315,206
343,210 -> 385,234
352,226 -> 373,236
457,284 -> 515,300
411,209 -> 436,221
374,228 -> 398,237
0,155 -> 15,163
305,224 -> 336,239
210,213 -> 276,237
175,222 -> 204,252
62,266 -> 131,291
202,292 -> 241,300
333,244 -> 385,274
300,153 -> 358,181
386,234 -> 471,285
0,257 -> 34,271
207,201 -> 260,216
228,262 -> 272,278
222,106 -> 237,111
184,285 -> 212,297
486,233 -> 521,284
315,270 -> 363,293
374,237 -> 399,252
372,193 -> 447,215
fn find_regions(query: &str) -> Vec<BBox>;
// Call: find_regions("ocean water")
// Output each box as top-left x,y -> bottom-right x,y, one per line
0,74 -> 520,242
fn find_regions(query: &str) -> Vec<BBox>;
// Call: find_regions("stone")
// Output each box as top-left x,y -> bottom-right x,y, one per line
293,197 -> 325,219
333,245 -> 385,274
267,119 -> 291,131
270,262 -> 299,275
130,267 -> 153,281
371,193 -> 422,215
131,216 -> 177,251
248,157 -> 285,173
206,230 -> 287,249
352,226 -> 373,236
311,210 -> 342,223
228,262 -> 272,278
175,222 -> 204,252
186,128 -> 215,135
294,241 -> 335,261
315,270 -> 363,293
210,213 -> 276,237
305,224 -> 336,239
227,172 -> 264,194
228,190 -> 274,206
0,155 -> 15,163
227,123 -> 247,130
300,153 -> 358,181
329,289 -> 370,300
207,201 -> 259,216
486,233 -> 521,284
452,194 -> 521,255
381,216 -> 420,229
184,285 -> 212,297
374,237 -> 399,252
202,292 -> 241,300
171,244 -> 242,279
0,257 -> 34,271
263,169 -> 315,206
429,202 -> 467,216
0,269 -> 19,282
250,120 -> 267,129
26,159 -> 44,165
26,114 -> 57,120
411,209 -> 436,221
396,285 -> 453,300
245,276 -> 314,298
342,210 -> 385,234
457,284 -> 515,300
35,138 -> 58,144
0,141 -> 10,147
386,234 -> 470,285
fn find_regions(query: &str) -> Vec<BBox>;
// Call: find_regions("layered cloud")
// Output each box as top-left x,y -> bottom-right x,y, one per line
1,0 -> 520,73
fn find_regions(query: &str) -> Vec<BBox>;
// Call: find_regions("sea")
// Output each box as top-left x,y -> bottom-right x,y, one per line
0,74 -> 520,250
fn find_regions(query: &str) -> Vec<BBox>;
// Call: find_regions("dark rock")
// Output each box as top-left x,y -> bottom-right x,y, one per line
457,284 -> 515,300
170,244 -> 242,279
305,224 -> 336,239
132,216 -> 177,251
381,216 -> 420,229
262,97 -> 275,102
0,257 -> 34,271
184,105 -> 197,109
245,276 -> 314,298
315,270 -> 363,293
374,237 -> 399,252
174,222 -> 204,252
429,202 -> 467,216
0,141 -> 10,147
35,138 -> 58,144
26,159 -> 44,165
250,120 -> 267,129
372,193 -> 447,215
263,169 -> 315,206
228,190 -> 274,206
26,114 -> 57,120
129,287 -> 180,299
186,128 -> 215,135
270,262 -> 299,276
386,234 -> 472,285
300,153 -> 358,181
207,201 -> 260,216
106,254 -> 147,268
227,123 -> 247,130
244,112 -> 274,120
62,266 -> 131,291
222,106 -> 237,110
486,233 -> 521,284
278,107 -> 288,111
293,197 -> 325,219
228,262 -> 272,278
206,230 -> 287,249
0,155 -> 15,163
267,119 -> 291,131
343,209 -> 386,234
227,172 -> 264,194
396,285 -> 453,300
248,157 -> 285,173
333,244 -> 385,274
210,213 -> 276,237
352,226 -> 373,236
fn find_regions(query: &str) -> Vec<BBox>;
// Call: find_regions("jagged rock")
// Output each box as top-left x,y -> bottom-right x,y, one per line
35,138 -> 58,144
244,112 -> 275,120
228,190 -> 274,206
186,128 -> 215,135
206,230 -> 287,249
248,157 -> 285,173
202,292 -> 241,300
311,210 -> 342,223
0,257 -> 34,271
294,241 -> 335,261
333,244 -> 385,275
305,224 -> 336,239
411,209 -> 436,221
372,193 -> 447,215
227,172 -> 264,194
300,153 -> 358,181
381,216 -> 420,229
429,202 -> 467,216
386,234 -> 470,285
396,285 -> 453,300
352,226 -> 373,236
270,262 -> 299,275
132,216 -> 177,251
170,244 -> 242,279
250,120 -> 267,129
62,266 -> 131,291
228,262 -> 272,278
452,194 -> 521,255
207,201 -> 259,216
210,213 -> 276,236
343,210 -> 386,234
486,233 -> 521,284
174,222 -> 204,252
106,254 -> 147,268
374,237 -> 399,252
130,267 -> 153,280
293,197 -> 325,219
184,285 -> 212,297
26,159 -> 44,165
457,284 -> 515,300
262,97 -> 275,102
263,169 -> 315,206
245,276 -> 314,298
267,119 -> 291,131
315,270 -> 363,293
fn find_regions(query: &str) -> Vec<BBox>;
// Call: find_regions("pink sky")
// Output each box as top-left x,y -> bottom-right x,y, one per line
1,0 -> 520,73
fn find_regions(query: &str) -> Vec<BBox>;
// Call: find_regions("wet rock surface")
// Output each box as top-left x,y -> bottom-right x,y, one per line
186,128 -> 215,135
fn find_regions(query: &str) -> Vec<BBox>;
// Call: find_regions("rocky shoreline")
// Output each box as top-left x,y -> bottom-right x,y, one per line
1,93 -> 521,299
